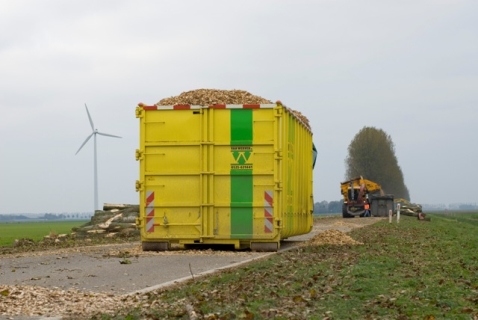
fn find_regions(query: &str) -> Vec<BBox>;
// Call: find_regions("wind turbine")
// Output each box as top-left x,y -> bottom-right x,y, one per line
76,104 -> 121,213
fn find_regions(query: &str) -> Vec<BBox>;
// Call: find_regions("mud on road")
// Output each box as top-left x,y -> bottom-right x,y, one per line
0,216 -> 383,319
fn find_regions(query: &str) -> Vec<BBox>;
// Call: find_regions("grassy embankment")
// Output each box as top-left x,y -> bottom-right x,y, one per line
0,221 -> 86,246
96,212 -> 478,320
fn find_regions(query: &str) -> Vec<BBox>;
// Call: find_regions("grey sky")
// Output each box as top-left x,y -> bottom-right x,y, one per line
1,0 -> 476,214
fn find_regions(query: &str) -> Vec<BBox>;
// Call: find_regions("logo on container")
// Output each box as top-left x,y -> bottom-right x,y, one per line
231,146 -> 253,170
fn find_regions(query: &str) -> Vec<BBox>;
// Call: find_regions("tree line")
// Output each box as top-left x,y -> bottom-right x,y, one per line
0,213 -> 91,222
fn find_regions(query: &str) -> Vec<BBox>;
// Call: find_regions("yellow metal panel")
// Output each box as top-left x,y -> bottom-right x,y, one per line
137,104 -> 314,249
144,146 -> 201,174
210,109 -> 232,237
211,174 -> 232,237
278,107 -> 314,238
252,108 -> 275,142
211,108 -> 231,143
146,176 -> 200,205
144,110 -> 201,142
139,108 -> 203,240
251,112 -> 277,239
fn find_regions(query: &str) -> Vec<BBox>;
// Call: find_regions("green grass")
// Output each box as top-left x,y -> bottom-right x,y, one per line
430,211 -> 478,227
0,220 -> 87,246
92,212 -> 478,320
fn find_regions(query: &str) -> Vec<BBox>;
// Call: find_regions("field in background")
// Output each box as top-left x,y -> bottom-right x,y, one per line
0,221 -> 87,247
429,210 -> 478,226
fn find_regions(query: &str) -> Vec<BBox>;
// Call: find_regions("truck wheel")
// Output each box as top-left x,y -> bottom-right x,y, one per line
342,204 -> 354,218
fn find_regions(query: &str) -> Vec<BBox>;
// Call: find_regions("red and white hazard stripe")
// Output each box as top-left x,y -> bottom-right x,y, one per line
145,191 -> 155,233
209,104 -> 262,109
264,190 -> 274,233
143,105 -> 203,110
140,104 -> 276,110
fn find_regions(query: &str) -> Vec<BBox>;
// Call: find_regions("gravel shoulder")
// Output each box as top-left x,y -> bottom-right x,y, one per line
0,216 -> 383,319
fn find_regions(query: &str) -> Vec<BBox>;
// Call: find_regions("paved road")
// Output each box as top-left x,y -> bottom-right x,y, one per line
0,243 -> 295,320
0,243 -> 269,295
1,223 -> 346,296
0,217 -> 382,320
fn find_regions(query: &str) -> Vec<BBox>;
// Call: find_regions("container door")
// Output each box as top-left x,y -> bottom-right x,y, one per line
210,107 -> 278,240
140,108 -> 204,239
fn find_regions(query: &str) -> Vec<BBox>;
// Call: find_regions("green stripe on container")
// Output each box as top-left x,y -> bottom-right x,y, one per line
231,109 -> 253,145
230,109 -> 253,238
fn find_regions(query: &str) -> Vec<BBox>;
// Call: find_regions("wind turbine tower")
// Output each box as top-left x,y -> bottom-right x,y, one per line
76,104 -> 121,213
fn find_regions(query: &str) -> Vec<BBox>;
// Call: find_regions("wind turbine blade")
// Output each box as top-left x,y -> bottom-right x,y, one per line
97,131 -> 122,139
84,104 -> 95,131
75,132 -> 94,155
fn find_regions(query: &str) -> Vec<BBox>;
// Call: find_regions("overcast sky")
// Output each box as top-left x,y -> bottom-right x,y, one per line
1,0 -> 477,214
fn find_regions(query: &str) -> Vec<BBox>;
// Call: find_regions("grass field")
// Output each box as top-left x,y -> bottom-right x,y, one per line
0,220 -> 87,247
94,212 -> 478,319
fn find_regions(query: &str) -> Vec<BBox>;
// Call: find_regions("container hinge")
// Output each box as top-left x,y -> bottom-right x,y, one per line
135,180 -> 143,192
275,150 -> 283,159
275,105 -> 283,115
135,107 -> 143,118
135,149 -> 143,161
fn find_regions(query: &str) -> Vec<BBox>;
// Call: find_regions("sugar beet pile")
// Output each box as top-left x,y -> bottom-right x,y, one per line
156,88 -> 311,130
157,89 -> 273,106
308,229 -> 364,246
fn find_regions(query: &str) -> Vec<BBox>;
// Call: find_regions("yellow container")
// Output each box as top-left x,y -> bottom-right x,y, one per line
135,103 -> 315,251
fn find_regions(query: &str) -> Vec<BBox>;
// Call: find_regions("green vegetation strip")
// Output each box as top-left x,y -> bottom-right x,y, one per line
93,213 -> 478,320
0,221 -> 86,247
